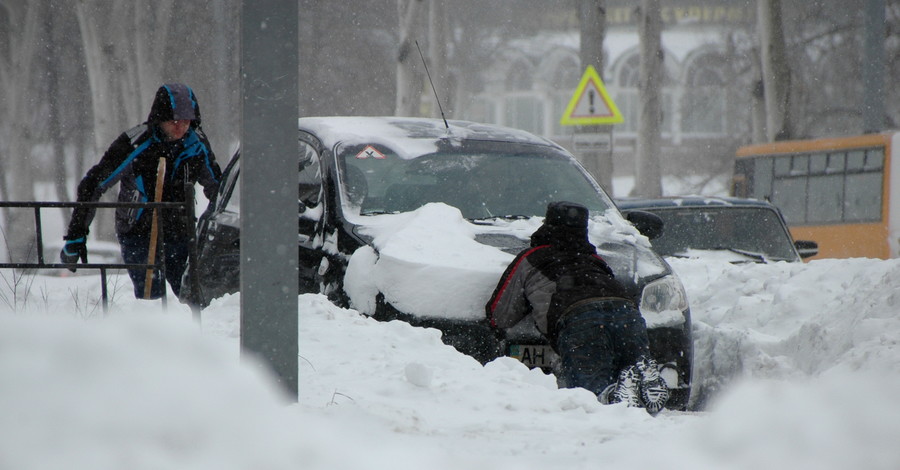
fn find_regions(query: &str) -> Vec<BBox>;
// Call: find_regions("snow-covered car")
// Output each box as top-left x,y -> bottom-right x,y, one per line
616,196 -> 819,263
181,117 -> 693,409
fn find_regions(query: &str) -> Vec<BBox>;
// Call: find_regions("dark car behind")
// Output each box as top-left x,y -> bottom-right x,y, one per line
616,196 -> 818,263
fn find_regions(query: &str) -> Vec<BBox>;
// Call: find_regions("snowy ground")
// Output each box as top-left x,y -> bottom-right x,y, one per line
2,255 -> 899,469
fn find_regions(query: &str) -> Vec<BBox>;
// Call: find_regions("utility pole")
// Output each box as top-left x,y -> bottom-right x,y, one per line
240,0 -> 299,400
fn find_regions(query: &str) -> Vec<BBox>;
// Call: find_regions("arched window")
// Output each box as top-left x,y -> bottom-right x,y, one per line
613,53 -> 673,134
682,53 -> 727,134
616,55 -> 641,133
618,55 -> 641,87
506,59 -> 533,91
550,56 -> 581,136
503,59 -> 543,134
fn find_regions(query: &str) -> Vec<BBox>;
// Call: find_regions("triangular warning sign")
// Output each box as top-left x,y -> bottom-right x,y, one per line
560,65 -> 624,126
355,145 -> 387,159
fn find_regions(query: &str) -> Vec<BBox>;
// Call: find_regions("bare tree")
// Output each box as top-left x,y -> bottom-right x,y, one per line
427,0 -> 450,119
395,0 -> 425,116
758,0 -> 794,141
74,1 -> 175,150
1,0 -> 241,260
888,0 -> 900,128
577,0 -> 613,191
633,0 -> 663,197
299,1 -> 396,117
748,47 -> 768,142
0,2 -> 45,261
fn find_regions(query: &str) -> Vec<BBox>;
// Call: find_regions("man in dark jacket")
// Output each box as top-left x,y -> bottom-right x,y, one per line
486,201 -> 669,415
60,83 -> 222,299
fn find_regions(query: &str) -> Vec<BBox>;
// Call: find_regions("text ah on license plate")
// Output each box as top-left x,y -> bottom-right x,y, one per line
509,344 -> 555,368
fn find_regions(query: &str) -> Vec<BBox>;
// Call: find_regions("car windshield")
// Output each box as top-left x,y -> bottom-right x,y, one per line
645,206 -> 798,261
337,142 -> 615,220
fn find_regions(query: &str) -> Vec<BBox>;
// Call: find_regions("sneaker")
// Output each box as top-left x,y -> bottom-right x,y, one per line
608,365 -> 642,408
635,356 -> 669,416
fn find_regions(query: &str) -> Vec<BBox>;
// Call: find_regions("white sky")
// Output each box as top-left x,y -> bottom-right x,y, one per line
2,204 -> 899,470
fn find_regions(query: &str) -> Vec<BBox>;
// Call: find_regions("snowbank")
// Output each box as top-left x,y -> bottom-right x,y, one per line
1,257 -> 899,469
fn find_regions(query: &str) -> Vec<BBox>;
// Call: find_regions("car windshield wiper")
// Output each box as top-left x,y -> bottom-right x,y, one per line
713,246 -> 766,262
360,209 -> 398,216
470,214 -> 532,224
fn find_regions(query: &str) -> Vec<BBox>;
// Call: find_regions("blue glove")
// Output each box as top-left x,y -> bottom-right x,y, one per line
60,237 -> 87,272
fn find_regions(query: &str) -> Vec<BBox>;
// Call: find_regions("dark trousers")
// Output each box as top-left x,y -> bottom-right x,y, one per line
555,299 -> 651,396
118,231 -> 189,299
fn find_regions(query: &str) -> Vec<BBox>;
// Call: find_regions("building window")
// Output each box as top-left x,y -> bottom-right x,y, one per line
504,94 -> 543,135
682,53 -> 727,134
550,57 -> 581,136
466,97 -> 495,124
613,54 -> 672,134
503,60 -> 543,134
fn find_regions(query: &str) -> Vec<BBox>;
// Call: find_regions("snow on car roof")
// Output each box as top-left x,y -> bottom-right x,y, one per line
298,116 -> 560,160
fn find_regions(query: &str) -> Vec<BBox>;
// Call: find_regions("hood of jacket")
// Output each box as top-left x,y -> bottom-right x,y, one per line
147,83 -> 202,128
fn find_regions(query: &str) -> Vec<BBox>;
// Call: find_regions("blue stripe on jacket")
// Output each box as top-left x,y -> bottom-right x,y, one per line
99,137 -> 155,190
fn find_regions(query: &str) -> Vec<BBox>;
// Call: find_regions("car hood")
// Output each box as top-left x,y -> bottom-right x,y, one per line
473,225 -> 669,301
343,203 -> 667,321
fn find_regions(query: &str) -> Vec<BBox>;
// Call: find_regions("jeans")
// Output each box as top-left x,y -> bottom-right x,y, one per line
555,299 -> 651,396
118,232 -> 189,299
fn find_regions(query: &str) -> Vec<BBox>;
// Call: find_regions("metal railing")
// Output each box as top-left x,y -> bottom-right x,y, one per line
0,197 -> 195,314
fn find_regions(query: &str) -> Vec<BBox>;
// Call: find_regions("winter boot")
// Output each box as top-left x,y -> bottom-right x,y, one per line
636,356 -> 669,416
606,365 -> 642,408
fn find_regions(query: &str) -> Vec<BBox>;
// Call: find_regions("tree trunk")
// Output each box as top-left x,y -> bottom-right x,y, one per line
634,0 -> 663,198
749,47 -> 768,143
75,1 -> 174,150
395,0 -> 425,117
862,0 -> 886,134
427,0 -> 451,119
45,7 -> 68,205
758,0 -> 793,141
577,0 -> 613,192
212,0 -> 238,148
0,2 -> 43,262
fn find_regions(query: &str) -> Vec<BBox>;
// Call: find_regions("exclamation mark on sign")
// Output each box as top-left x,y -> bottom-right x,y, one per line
588,90 -> 595,114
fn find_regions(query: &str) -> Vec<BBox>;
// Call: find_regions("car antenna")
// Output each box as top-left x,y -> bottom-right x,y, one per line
415,40 -> 449,130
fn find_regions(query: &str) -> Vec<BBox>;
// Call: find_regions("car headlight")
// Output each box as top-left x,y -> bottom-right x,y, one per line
640,274 -> 688,315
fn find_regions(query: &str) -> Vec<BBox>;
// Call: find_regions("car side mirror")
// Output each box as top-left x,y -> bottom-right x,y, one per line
623,210 -> 664,240
794,240 -> 819,259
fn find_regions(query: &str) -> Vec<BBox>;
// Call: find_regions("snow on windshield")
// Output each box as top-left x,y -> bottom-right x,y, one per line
343,203 -> 656,320
344,203 -> 516,319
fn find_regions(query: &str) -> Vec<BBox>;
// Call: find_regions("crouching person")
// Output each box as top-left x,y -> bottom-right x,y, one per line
486,201 -> 669,415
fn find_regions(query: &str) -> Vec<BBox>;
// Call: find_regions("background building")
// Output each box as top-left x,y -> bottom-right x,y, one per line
460,1 -> 758,196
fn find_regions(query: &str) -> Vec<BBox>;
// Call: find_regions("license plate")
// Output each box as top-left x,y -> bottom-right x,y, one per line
508,344 -> 555,369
